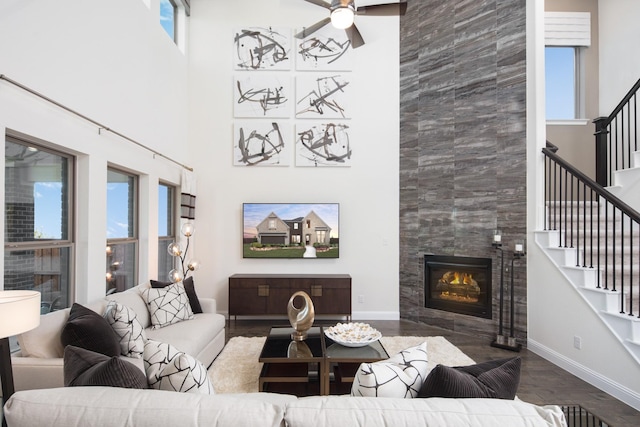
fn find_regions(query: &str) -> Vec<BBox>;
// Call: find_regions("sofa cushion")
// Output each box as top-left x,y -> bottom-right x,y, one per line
106,283 -> 151,329
151,276 -> 203,314
103,300 -> 146,358
144,339 -> 214,394
63,345 -> 148,389
283,396 -> 567,427
351,342 -> 428,398
142,282 -> 194,329
419,357 -> 521,399
4,387 -> 296,427
18,308 -> 70,358
60,303 -> 120,357
145,312 -> 224,361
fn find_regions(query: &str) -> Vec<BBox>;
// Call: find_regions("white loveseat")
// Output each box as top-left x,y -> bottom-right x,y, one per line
10,282 -> 226,391
3,386 -> 567,427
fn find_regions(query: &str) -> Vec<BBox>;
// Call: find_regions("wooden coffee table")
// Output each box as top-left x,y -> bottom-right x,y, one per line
258,326 -> 388,396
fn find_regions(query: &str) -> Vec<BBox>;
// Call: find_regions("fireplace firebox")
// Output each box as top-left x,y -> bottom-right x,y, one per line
424,255 -> 492,319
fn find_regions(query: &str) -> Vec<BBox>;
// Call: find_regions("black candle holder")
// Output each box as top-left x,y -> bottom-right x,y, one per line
491,242 -> 523,352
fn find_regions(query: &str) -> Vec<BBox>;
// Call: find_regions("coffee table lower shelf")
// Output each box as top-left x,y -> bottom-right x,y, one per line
259,362 -> 321,396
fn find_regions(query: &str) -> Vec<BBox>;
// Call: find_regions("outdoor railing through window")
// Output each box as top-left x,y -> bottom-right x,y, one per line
543,146 -> 640,318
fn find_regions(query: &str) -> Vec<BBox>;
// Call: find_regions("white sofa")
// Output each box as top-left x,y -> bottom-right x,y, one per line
10,282 -> 226,391
3,387 -> 567,427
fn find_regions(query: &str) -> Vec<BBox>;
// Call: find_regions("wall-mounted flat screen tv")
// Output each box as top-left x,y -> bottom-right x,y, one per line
243,203 -> 339,258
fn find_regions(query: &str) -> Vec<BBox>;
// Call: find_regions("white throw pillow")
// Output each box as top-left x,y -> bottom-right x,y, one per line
141,282 -> 193,329
351,342 -> 428,398
143,339 -> 214,394
103,300 -> 146,358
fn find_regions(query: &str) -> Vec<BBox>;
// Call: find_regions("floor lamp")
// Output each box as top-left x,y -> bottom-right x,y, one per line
1,290 -> 41,427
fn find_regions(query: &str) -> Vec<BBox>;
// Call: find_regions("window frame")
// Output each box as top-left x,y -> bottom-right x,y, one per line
106,167 -> 139,293
160,0 -> 178,42
4,132 -> 76,312
157,181 -> 177,281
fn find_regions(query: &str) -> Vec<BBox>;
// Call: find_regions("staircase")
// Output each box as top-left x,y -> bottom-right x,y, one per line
536,149 -> 640,364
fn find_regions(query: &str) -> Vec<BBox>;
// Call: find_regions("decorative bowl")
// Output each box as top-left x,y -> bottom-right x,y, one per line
324,322 -> 382,347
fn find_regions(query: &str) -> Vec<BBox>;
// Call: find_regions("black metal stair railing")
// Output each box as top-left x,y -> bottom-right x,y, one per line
594,78 -> 640,187
543,146 -> 640,318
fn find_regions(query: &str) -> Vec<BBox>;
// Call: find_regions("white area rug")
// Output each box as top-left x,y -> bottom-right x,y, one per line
208,335 -> 475,394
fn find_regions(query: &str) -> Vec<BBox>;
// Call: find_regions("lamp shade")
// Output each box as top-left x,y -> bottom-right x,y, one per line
0,290 -> 41,338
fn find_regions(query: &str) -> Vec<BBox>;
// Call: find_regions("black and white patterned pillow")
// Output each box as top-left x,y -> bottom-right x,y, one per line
141,282 -> 193,329
351,342 -> 428,398
143,340 -> 214,394
103,300 -> 146,358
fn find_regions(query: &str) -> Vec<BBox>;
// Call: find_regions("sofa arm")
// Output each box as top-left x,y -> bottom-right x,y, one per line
199,297 -> 217,314
11,356 -> 64,391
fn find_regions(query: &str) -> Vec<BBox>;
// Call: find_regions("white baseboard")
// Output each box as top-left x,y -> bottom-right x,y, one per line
528,338 -> 640,411
351,311 -> 400,321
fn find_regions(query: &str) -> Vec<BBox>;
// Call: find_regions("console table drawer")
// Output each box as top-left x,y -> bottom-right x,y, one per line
229,274 -> 351,318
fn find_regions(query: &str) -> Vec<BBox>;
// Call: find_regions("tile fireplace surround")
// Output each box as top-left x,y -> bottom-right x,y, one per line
398,0 -> 527,342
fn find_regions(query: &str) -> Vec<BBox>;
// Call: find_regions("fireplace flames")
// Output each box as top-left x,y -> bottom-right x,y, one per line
435,271 -> 480,303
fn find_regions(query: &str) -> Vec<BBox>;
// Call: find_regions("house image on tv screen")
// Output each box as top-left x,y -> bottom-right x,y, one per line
256,210 -> 331,246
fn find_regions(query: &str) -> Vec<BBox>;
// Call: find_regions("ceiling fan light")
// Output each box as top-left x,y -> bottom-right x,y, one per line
331,7 -> 355,29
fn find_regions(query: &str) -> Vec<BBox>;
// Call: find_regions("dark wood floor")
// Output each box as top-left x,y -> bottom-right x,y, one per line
226,318 -> 640,427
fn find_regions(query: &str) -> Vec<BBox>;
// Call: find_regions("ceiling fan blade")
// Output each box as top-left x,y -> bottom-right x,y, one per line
295,17 -> 332,39
345,24 -> 365,48
356,1 -> 408,16
301,0 -> 332,9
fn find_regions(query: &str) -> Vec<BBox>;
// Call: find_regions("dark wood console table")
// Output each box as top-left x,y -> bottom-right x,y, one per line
228,274 -> 352,320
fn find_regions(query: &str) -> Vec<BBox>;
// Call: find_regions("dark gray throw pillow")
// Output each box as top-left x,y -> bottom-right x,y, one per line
60,303 -> 121,357
150,276 -> 203,314
419,357 -> 521,399
64,345 -> 148,389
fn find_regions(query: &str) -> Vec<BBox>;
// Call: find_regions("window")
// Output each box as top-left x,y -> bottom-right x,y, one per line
316,230 -> 326,244
160,0 -> 177,41
4,135 -> 74,314
106,168 -> 138,293
545,47 -> 578,120
544,12 -> 591,121
158,183 -> 176,281
269,219 -> 276,229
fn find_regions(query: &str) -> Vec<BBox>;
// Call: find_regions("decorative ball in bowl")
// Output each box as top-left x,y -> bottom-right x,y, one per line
324,322 -> 382,347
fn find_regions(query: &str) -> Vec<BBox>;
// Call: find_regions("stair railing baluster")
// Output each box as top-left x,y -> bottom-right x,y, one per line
553,159 -> 556,231
544,156 -> 548,231
560,169 -> 573,248
634,93 -> 638,152
613,206 -> 618,295
627,102 -> 631,169
629,220 -> 634,317
568,171 -> 572,249
589,188 -> 594,268
597,192 -> 601,289
605,201 -> 609,291
620,210 -> 625,314
582,183 -> 587,267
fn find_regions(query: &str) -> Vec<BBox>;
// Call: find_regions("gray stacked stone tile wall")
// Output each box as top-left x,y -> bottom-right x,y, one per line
399,0 -> 528,343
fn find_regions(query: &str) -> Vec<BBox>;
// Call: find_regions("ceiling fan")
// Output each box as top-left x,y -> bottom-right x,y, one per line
295,0 -> 408,48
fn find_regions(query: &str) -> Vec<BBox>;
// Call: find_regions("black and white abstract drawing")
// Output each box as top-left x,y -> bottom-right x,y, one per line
296,121 -> 351,167
296,26 -> 352,71
234,121 -> 291,166
233,27 -> 291,71
296,74 -> 351,119
234,74 -> 292,118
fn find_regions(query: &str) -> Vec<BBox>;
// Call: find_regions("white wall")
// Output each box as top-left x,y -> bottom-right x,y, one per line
598,0 -> 640,113
187,0 -> 400,319
0,0 -> 189,302
528,0 -> 640,409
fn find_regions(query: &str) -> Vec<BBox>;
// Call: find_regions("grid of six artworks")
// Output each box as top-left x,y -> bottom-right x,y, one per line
233,26 -> 353,167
